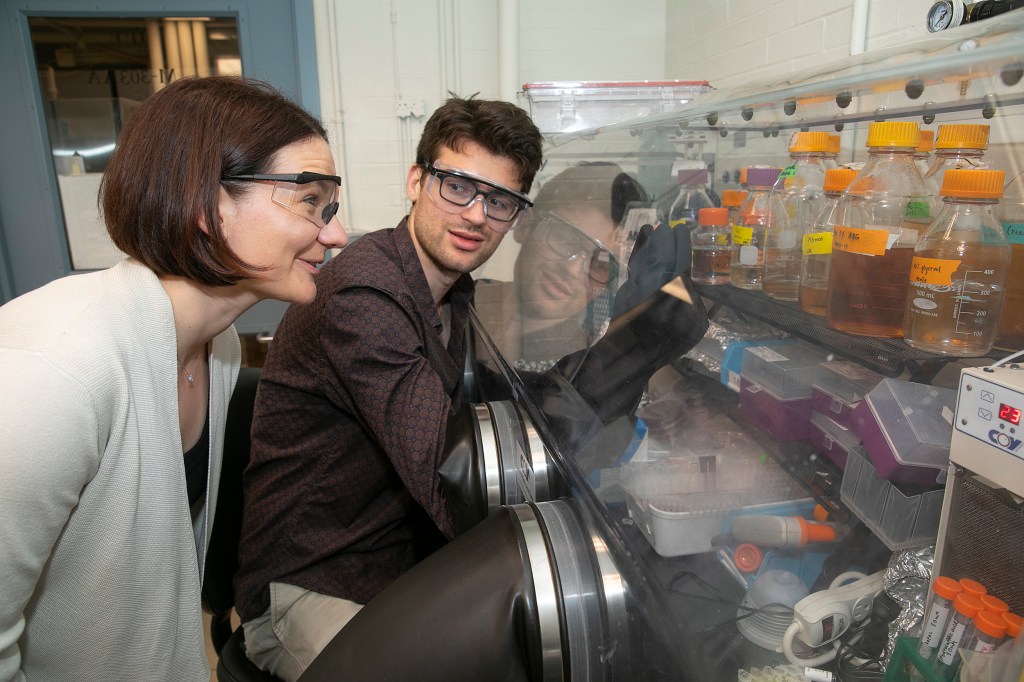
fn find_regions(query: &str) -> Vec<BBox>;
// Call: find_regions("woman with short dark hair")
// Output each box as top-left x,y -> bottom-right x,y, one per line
0,75 -> 347,681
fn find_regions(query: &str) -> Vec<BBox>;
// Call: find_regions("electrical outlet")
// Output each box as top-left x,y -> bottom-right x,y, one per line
395,98 -> 425,119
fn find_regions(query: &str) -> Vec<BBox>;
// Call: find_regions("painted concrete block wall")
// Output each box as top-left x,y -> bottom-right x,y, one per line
664,0 -> 937,89
319,0 -> 666,235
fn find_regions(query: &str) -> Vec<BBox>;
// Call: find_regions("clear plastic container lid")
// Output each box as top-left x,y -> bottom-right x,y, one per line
812,361 -> 884,405
740,341 -> 833,400
863,379 -> 956,468
810,411 -> 862,452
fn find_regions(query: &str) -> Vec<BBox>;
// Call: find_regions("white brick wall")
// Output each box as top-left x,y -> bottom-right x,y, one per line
316,0 -> 946,234
316,0 -> 666,234
665,0 -> 936,88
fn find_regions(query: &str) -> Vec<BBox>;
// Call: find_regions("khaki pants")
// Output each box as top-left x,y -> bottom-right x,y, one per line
242,582 -> 363,682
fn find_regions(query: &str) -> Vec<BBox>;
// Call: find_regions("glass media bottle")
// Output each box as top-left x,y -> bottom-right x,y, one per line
923,123 -> 989,194
826,121 -> 938,337
800,167 -> 858,316
915,129 -> 935,178
721,189 -> 747,228
905,169 -> 1010,356
764,131 -> 831,301
730,167 -> 782,291
665,168 -> 717,230
691,207 -> 731,285
826,134 -> 841,169
996,172 -> 1024,349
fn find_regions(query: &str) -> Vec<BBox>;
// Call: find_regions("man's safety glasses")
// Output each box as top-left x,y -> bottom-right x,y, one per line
223,172 -> 341,228
424,162 -> 532,231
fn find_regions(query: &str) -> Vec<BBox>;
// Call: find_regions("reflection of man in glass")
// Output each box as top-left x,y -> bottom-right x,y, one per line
474,163 -> 647,371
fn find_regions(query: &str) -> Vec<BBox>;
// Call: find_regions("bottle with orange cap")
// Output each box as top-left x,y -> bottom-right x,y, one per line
721,188 -> 748,228
800,167 -> 859,316
826,121 -> 939,337
904,169 -> 1010,356
763,131 -> 832,301
730,167 -> 783,290
923,123 -> 990,193
826,134 -> 842,168
915,129 -> 936,178
691,207 -> 732,285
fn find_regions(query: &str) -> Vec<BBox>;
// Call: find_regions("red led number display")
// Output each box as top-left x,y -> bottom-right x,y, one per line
998,403 -> 1021,425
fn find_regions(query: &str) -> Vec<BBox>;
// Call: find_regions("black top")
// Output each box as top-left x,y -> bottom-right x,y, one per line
184,413 -> 210,508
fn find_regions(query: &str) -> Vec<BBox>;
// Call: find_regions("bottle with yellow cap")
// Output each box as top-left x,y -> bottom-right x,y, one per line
826,121 -> 938,337
800,167 -> 859,316
923,123 -> 989,193
904,169 -> 1010,356
995,171 -> 1024,349
763,131 -> 831,301
915,129 -> 935,178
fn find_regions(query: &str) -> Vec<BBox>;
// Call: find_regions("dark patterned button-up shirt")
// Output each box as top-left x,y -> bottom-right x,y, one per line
234,218 -> 473,621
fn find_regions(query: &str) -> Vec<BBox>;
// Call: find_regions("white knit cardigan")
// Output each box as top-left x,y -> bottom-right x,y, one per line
0,259 -> 240,681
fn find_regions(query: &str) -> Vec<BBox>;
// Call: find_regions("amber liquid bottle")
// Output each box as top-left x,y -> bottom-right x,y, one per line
995,172 -> 1024,350
904,169 -> 1010,356
800,167 -> 858,316
826,121 -> 938,337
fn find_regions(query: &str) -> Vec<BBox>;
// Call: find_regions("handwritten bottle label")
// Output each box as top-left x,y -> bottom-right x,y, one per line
732,224 -> 753,245
910,257 -> 962,286
1003,221 -> 1024,245
803,231 -> 833,255
904,200 -> 931,220
833,226 -> 891,256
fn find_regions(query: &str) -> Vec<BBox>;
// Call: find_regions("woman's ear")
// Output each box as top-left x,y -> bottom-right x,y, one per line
199,186 -> 233,236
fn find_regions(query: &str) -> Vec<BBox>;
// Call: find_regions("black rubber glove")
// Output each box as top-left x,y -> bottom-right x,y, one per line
612,221 -> 692,318
523,223 -> 708,473
437,403 -> 488,536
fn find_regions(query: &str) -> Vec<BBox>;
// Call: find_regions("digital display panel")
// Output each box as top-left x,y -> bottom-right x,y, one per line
999,403 -> 1022,425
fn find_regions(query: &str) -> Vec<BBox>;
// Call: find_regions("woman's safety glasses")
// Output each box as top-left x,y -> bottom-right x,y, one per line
223,172 -> 341,229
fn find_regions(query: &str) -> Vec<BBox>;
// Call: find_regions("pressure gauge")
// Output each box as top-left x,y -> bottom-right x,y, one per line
927,0 -> 966,31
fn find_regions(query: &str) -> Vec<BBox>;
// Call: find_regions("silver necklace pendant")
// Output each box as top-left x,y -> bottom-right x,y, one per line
185,372 -> 194,384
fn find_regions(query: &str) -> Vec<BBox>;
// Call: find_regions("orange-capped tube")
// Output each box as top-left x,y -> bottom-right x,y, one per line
960,578 -> 988,598
979,594 -> 1009,614
1003,613 -> 1022,639
917,577 -> 964,660
935,593 -> 986,673
733,544 -> 763,573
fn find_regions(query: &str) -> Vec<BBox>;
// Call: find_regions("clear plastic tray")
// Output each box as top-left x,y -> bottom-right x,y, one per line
839,448 -> 944,551
518,80 -> 712,134
624,454 -> 811,557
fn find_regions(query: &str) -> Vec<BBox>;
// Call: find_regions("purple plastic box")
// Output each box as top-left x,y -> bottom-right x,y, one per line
849,379 -> 955,486
739,377 -> 812,442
